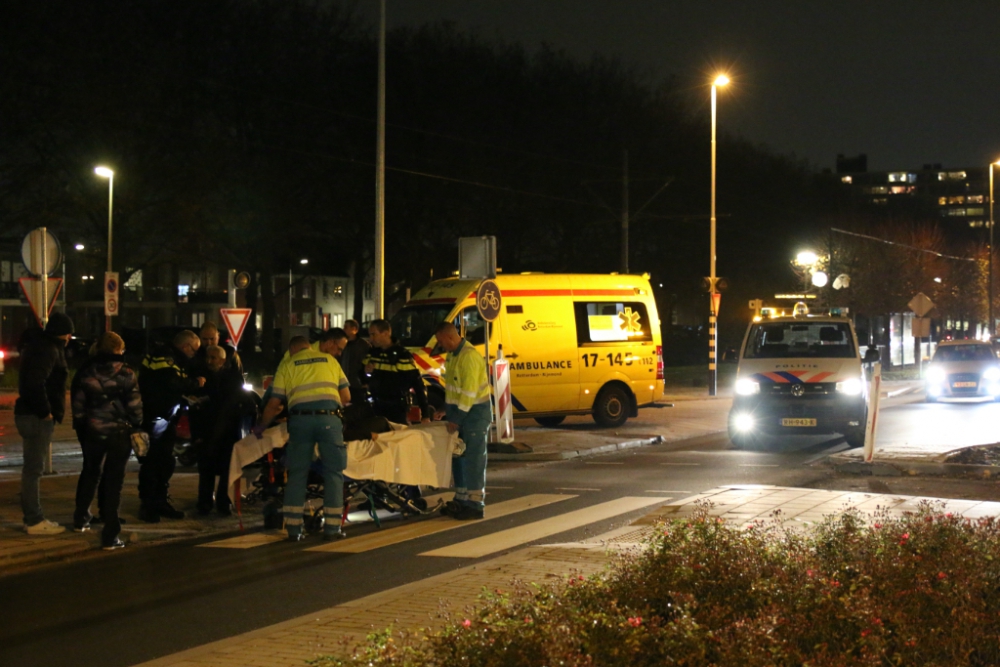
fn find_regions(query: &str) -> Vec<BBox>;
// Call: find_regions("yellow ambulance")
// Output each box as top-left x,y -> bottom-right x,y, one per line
388,273 -> 665,427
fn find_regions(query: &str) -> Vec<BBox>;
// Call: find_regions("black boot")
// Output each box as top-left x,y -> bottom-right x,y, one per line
138,504 -> 161,523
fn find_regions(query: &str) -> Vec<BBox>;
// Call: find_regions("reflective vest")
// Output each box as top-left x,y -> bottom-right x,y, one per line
271,347 -> 348,409
444,339 -> 490,413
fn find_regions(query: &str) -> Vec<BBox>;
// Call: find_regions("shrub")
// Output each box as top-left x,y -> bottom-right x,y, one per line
314,502 -> 1000,666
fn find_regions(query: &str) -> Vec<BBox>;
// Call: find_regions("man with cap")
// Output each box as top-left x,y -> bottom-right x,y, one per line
434,321 -> 491,521
15,312 -> 74,534
256,335 -> 351,541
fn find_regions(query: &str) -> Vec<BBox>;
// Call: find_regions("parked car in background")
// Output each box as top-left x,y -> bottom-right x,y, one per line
925,340 -> 1000,402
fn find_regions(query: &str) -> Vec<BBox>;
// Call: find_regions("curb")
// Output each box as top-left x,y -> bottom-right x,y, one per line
830,456 -> 1000,478
491,435 -> 666,462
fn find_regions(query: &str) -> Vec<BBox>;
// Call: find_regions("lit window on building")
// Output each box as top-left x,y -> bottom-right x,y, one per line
872,197 -> 888,205
889,186 -> 915,194
948,196 -> 966,205
946,208 -> 968,216
938,197 -> 948,206
865,186 -> 888,195
888,172 -> 916,183
968,195 -> 985,204
970,220 -> 985,228
841,175 -> 852,184
333,283 -> 344,296
938,171 -> 967,181
967,208 -> 985,216
178,284 -> 190,303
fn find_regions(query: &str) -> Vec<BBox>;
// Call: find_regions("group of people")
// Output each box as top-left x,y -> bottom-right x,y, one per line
16,312 -> 490,548
17,317 -> 247,550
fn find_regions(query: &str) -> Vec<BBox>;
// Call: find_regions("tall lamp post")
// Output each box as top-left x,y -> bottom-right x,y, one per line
708,73 -> 729,397
990,161 -> 1000,339
94,166 -> 114,332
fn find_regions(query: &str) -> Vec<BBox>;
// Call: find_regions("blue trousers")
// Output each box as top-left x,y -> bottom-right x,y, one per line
284,414 -> 345,537
452,403 -> 491,509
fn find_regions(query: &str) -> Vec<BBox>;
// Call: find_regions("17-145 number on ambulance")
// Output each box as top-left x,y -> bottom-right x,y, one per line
581,353 -> 653,367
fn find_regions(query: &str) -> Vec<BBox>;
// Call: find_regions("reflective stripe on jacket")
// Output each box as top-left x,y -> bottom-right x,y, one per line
444,339 -> 490,415
272,347 -> 349,409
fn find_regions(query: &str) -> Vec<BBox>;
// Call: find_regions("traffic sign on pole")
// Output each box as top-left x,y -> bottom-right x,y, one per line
19,277 -> 63,328
492,350 -> 514,443
476,279 -> 501,322
220,308 -> 252,348
20,228 -> 62,278
104,271 -> 119,317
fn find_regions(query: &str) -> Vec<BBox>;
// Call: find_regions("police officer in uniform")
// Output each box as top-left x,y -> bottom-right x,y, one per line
363,319 -> 431,424
257,335 -> 351,541
434,322 -> 491,520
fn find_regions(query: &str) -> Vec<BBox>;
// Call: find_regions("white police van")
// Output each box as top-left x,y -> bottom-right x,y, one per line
728,304 -> 878,449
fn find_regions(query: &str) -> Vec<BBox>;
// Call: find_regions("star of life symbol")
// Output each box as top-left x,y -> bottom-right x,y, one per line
618,307 -> 642,334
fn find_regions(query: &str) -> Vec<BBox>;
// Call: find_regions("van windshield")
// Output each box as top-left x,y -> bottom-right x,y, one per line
933,344 -> 996,362
390,304 -> 457,348
744,321 -> 856,359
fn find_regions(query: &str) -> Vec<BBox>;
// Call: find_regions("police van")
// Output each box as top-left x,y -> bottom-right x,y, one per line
728,304 -> 878,449
389,273 -> 665,427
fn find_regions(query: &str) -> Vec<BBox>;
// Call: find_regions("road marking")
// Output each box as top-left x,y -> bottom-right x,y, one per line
660,462 -> 701,466
645,490 -> 689,494
555,487 -> 602,492
198,533 -> 286,549
306,494 -> 575,554
420,496 -> 666,559
739,464 -> 779,467
585,461 -> 624,465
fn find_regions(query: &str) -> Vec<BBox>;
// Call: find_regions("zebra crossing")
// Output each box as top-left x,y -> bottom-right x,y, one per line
196,491 -> 670,559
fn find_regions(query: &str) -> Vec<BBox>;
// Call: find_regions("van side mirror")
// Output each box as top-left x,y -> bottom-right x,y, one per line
863,347 -> 880,364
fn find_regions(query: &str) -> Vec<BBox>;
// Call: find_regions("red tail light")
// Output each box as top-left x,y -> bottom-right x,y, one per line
655,345 -> 664,380
0,350 -> 5,359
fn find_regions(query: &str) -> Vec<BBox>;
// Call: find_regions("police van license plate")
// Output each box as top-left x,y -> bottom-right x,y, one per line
953,382 -> 976,388
781,418 -> 817,427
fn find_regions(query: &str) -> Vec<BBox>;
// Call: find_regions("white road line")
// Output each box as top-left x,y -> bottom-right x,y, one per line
197,533 -> 286,549
306,494 -> 576,554
659,462 -> 701,466
555,487 -> 602,492
645,490 -> 690,494
420,496 -> 666,559
585,462 -> 624,465
739,464 -> 779,467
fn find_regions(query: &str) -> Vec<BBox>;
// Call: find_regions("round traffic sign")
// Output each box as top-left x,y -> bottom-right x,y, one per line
106,297 -> 118,315
234,271 -> 251,289
20,228 -> 62,277
106,278 -> 118,293
476,279 -> 502,322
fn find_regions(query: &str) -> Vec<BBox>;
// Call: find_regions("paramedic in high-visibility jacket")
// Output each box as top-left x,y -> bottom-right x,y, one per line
256,335 -> 351,541
434,321 -> 491,521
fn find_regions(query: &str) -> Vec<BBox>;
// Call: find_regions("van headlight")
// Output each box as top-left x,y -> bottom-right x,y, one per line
836,378 -> 863,396
927,367 -> 946,383
735,378 -> 760,396
733,413 -> 755,432
984,367 -> 1000,381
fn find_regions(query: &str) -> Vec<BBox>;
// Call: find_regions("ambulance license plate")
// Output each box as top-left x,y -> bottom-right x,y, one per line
781,418 -> 817,427
953,382 -> 976,388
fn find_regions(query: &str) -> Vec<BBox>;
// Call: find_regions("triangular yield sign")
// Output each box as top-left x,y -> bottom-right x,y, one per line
19,277 -> 63,328
220,308 -> 252,348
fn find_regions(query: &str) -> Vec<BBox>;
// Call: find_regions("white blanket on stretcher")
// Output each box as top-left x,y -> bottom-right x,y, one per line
228,422 -> 464,501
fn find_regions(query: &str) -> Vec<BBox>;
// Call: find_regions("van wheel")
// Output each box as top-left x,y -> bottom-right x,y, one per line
534,416 -> 566,427
593,386 -> 629,428
843,427 -> 866,449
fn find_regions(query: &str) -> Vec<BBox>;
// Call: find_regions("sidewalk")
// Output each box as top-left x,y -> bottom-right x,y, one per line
131,484 -> 1000,667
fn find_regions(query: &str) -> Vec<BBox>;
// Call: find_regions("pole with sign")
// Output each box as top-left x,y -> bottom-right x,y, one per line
220,308 -> 253,348
105,272 -> 119,322
863,362 -> 882,463
476,279 -> 504,440
19,228 -> 63,328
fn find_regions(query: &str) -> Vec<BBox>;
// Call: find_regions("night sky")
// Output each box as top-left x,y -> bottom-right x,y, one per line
358,0 -> 1000,172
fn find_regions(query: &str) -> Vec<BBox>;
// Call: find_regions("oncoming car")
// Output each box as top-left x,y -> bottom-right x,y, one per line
925,340 -> 1000,402
728,310 -> 877,450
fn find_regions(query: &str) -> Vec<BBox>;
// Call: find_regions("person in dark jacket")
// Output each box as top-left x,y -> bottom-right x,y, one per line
192,344 -> 247,515
363,319 -> 431,424
15,313 -> 74,534
340,319 -> 370,394
71,332 -> 142,550
138,329 -> 205,522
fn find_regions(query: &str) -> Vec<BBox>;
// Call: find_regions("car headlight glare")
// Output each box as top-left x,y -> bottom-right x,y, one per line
836,378 -> 863,395
733,413 -> 755,432
735,378 -> 760,396
984,367 -> 1000,381
927,367 -> 946,383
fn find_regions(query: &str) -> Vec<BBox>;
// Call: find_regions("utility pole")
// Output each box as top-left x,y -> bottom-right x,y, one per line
374,0 -> 386,319
621,150 -> 629,274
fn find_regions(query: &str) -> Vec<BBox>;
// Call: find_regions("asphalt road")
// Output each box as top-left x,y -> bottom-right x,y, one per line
4,392 -> 1000,667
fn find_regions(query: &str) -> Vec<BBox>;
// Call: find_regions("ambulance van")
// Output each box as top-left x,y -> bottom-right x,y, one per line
389,273 -> 665,427
728,304 -> 878,450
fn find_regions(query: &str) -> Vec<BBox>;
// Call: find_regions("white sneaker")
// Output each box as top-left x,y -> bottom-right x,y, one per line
24,519 -> 66,535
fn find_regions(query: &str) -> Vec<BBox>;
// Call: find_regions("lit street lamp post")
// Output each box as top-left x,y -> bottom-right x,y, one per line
94,166 -> 114,332
708,73 -> 729,397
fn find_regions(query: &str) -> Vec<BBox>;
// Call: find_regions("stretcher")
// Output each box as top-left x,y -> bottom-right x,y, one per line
227,421 -> 465,530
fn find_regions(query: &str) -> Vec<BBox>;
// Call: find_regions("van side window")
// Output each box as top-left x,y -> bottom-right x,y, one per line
573,302 -> 652,344
462,307 -> 486,345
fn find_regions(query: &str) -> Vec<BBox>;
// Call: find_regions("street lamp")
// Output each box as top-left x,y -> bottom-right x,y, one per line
708,73 -> 729,397
94,166 -> 114,332
990,160 -> 1000,339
